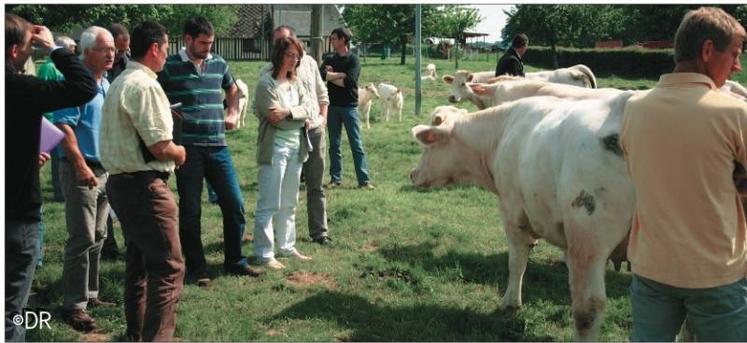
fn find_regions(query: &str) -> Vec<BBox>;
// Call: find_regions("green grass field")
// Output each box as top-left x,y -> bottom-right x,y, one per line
27,53 -> 746,341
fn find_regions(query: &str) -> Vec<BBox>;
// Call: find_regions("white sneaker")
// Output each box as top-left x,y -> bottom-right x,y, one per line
263,258 -> 286,270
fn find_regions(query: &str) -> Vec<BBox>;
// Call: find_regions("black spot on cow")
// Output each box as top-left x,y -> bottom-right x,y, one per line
571,190 -> 595,215
601,134 -> 623,157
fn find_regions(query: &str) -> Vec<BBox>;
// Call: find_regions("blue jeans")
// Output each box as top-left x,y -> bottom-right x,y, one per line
327,106 -> 371,185
5,219 -> 40,342
175,145 -> 247,274
630,274 -> 747,341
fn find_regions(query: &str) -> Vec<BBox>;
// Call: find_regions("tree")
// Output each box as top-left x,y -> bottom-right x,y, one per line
435,5 -> 482,69
342,4 -> 441,65
7,4 -> 238,37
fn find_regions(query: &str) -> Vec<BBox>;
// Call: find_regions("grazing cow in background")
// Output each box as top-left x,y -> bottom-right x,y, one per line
422,63 -> 437,81
376,82 -> 404,122
233,79 -> 249,129
410,92 -> 636,340
358,83 -> 380,129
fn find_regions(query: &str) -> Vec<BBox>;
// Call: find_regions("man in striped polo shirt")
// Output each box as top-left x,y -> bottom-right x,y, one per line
157,16 -> 259,285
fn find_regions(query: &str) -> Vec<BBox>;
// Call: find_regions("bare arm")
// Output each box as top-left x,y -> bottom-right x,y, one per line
224,83 -> 240,130
148,140 -> 186,167
57,123 -> 97,188
330,79 -> 345,87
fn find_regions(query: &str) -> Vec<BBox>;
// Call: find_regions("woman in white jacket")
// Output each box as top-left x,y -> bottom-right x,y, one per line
253,36 -> 315,269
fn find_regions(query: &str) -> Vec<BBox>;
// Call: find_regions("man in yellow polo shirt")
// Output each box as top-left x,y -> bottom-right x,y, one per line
621,7 -> 747,341
100,21 -> 186,342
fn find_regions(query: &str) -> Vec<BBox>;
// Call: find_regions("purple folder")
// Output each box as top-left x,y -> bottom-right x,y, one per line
39,117 -> 64,153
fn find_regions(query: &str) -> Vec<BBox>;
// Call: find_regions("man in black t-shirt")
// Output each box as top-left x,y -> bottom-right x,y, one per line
320,27 -> 374,189
495,33 -> 528,77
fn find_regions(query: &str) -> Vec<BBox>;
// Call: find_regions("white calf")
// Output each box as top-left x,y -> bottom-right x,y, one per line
376,82 -> 404,122
421,63 -> 437,81
233,79 -> 249,129
358,83 -> 380,129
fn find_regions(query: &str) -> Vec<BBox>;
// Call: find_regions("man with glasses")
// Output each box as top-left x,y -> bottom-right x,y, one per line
53,25 -> 117,332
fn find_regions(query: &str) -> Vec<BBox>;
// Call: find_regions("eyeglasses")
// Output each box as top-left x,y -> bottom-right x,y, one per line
284,52 -> 300,61
92,46 -> 116,53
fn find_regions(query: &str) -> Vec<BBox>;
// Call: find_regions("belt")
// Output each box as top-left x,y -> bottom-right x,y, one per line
112,170 -> 170,181
61,157 -> 105,170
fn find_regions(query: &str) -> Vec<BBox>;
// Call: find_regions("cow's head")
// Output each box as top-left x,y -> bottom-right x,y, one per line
363,83 -> 380,98
410,106 -> 478,189
443,70 -> 475,104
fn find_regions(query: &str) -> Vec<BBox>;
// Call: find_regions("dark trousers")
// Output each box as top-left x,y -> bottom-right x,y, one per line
107,172 -> 184,342
5,218 -> 40,342
175,145 -> 246,275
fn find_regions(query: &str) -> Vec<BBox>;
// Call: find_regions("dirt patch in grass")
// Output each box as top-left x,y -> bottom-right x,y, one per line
286,272 -> 338,290
361,241 -> 379,253
83,332 -> 109,342
266,328 -> 283,337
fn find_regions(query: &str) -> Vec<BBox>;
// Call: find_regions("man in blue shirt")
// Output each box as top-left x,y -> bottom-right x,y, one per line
53,26 -> 116,332
158,17 -> 258,285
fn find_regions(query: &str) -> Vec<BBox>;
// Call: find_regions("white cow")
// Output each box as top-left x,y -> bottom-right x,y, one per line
358,83 -> 380,129
444,65 -> 597,106
524,64 -> 597,89
442,70 -> 497,103
722,79 -> 747,101
455,76 -> 624,110
411,93 -> 636,340
376,82 -> 404,122
421,63 -> 438,81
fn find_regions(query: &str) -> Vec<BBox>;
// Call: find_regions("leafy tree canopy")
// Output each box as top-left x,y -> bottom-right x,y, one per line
7,4 -> 238,38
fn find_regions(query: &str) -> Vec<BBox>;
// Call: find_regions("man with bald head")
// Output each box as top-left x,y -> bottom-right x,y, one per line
53,25 -> 116,332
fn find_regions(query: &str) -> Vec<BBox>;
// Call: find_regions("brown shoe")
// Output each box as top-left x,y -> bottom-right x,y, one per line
61,308 -> 97,332
88,298 -> 116,308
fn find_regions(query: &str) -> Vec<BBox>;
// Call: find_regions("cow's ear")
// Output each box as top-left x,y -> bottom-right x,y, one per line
443,75 -> 454,84
467,74 -> 474,82
413,125 -> 449,145
432,114 -> 445,126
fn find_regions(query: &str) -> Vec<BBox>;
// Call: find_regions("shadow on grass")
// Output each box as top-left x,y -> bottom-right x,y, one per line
377,241 -> 632,304
273,291 -> 554,341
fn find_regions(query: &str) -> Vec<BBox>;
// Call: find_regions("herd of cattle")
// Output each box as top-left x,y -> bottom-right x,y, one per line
405,64 -> 747,340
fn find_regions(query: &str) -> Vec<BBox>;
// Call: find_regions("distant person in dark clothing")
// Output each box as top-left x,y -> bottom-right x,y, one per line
495,33 -> 528,77
106,23 -> 130,83
5,13 -> 96,341
320,27 -> 374,190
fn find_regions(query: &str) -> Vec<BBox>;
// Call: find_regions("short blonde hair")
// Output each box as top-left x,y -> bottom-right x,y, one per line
674,6 -> 746,63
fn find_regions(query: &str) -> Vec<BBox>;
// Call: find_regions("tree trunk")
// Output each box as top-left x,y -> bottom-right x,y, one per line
454,42 -> 460,70
400,34 -> 407,65
551,42 -> 559,69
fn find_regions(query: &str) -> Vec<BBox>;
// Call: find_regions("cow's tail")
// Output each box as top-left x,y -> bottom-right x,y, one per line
574,64 -> 597,89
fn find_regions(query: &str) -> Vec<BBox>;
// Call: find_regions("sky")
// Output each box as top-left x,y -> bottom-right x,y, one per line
467,4 -> 514,43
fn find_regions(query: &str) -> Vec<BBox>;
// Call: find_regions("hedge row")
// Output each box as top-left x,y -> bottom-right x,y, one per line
523,46 -> 676,79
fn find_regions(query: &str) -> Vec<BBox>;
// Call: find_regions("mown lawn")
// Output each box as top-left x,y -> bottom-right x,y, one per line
27,53 -> 746,341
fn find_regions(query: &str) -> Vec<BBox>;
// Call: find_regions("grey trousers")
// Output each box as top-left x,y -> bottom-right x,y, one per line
59,160 -> 109,310
304,126 -> 329,239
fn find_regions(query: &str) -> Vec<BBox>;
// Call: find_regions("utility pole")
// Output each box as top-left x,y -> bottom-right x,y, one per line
415,4 -> 422,116
311,5 -> 324,64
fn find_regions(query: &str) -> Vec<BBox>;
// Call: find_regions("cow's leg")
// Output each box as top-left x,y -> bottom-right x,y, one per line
499,223 -> 535,309
566,247 -> 608,341
398,100 -> 403,122
361,102 -> 370,129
